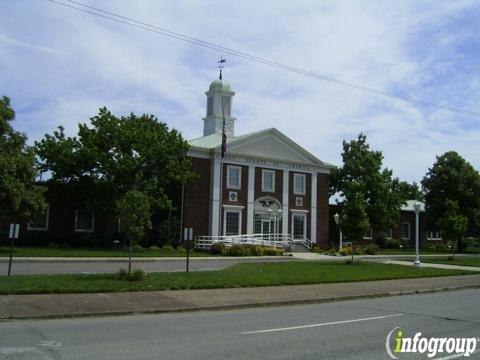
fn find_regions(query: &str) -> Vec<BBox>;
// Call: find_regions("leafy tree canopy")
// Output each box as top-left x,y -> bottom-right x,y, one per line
398,181 -> 424,202
117,190 -> 152,244
0,96 -> 45,222
330,133 -> 407,233
422,151 -> 480,238
35,107 -> 196,213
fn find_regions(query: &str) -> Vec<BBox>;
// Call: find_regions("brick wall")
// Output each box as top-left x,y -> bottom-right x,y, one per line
184,157 -> 211,237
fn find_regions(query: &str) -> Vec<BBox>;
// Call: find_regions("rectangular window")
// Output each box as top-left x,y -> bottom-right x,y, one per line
75,209 -> 95,232
385,228 -> 393,240
227,165 -> 241,189
427,231 -> 442,240
207,96 -> 213,115
294,173 -> 306,195
221,96 -> 231,116
402,223 -> 410,240
28,205 -> 49,231
262,169 -> 275,192
224,210 -> 241,236
292,213 -> 307,239
363,228 -> 373,239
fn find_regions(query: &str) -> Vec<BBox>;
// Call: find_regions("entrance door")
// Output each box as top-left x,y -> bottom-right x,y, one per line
292,213 -> 306,239
262,220 -> 270,240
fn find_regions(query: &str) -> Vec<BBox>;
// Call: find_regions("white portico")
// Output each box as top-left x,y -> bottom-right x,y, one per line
184,76 -> 334,249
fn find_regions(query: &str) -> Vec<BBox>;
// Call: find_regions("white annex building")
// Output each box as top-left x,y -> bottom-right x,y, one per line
183,75 -> 335,249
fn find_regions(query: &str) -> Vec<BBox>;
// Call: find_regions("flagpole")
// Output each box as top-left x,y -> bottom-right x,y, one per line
218,108 -> 226,238
218,154 -> 223,238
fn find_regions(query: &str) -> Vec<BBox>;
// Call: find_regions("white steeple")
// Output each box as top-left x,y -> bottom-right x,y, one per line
203,71 -> 236,137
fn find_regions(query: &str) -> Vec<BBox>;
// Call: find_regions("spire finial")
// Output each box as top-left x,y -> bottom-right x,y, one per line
217,56 -> 226,80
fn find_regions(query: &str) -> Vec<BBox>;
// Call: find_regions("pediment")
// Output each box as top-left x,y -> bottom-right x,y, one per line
228,129 -> 322,165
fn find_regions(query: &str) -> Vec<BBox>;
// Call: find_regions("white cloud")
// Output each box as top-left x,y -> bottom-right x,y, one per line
1,0 -> 479,184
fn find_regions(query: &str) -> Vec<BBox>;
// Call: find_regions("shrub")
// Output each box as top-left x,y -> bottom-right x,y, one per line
47,242 -> 59,248
424,244 -> 437,251
115,268 -> 147,281
130,268 -> 148,281
210,242 -> 227,255
384,239 -> 401,249
162,244 -> 174,251
250,245 -> 264,256
149,245 -> 160,251
132,244 -> 144,251
364,243 -> 379,255
176,245 -> 186,252
323,248 -> 338,256
227,244 -> 252,256
340,245 -> 364,256
262,247 -> 284,256
434,243 -> 450,252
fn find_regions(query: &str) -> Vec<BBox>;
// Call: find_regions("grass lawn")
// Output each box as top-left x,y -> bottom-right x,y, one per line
422,257 -> 480,267
0,246 -> 212,258
0,261 -> 475,295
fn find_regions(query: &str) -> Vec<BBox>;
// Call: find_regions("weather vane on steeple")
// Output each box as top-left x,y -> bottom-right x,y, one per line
217,56 -> 226,79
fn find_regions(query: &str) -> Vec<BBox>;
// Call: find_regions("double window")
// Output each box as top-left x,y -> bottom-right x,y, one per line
227,165 -> 241,189
385,228 -> 393,240
402,223 -> 410,240
292,213 -> 307,239
262,169 -> 275,192
293,173 -> 306,195
363,228 -> 373,239
75,209 -> 95,232
27,205 -> 49,231
224,210 -> 242,236
427,231 -> 442,240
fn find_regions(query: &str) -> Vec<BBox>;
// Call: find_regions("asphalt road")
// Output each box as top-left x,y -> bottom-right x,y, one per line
0,258 -> 292,275
0,289 -> 479,359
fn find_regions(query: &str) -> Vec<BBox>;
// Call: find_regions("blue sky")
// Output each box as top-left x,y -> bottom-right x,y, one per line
1,0 -> 479,185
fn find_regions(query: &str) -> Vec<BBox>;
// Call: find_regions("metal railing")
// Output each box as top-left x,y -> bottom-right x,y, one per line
195,233 -> 312,251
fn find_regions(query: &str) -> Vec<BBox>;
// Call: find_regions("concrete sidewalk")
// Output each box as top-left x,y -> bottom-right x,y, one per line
384,260 -> 480,272
1,274 -> 479,320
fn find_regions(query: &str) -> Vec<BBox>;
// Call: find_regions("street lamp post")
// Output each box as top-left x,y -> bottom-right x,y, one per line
413,202 -> 421,268
334,213 -> 342,253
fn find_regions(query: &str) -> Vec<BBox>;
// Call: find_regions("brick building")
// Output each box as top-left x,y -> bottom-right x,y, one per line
183,75 -> 335,248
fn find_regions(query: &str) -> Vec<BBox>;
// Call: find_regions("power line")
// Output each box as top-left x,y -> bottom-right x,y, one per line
49,0 -> 480,117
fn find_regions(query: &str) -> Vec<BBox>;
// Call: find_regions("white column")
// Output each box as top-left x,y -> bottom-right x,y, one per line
282,170 -> 289,235
311,172 -> 317,243
247,165 -> 255,234
210,159 -> 221,237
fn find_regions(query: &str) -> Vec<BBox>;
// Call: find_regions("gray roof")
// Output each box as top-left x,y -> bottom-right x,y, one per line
188,129 -> 270,149
188,128 -> 335,168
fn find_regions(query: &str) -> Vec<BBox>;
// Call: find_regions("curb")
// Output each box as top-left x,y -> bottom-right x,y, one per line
0,256 -> 292,264
2,284 -> 478,321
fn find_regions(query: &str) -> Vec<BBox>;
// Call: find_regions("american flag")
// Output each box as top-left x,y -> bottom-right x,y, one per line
221,108 -> 227,159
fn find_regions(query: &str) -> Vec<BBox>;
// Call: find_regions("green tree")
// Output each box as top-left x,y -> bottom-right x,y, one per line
330,133 -> 406,244
35,107 -> 196,244
437,200 -> 468,258
0,96 -> 45,222
117,190 -> 152,273
340,187 -> 370,263
398,181 -> 424,201
422,151 -> 480,250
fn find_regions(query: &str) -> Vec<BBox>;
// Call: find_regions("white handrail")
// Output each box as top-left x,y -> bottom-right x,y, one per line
195,233 -> 312,250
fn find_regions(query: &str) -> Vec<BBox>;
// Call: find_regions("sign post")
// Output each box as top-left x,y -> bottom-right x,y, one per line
184,227 -> 193,273
8,224 -> 19,276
